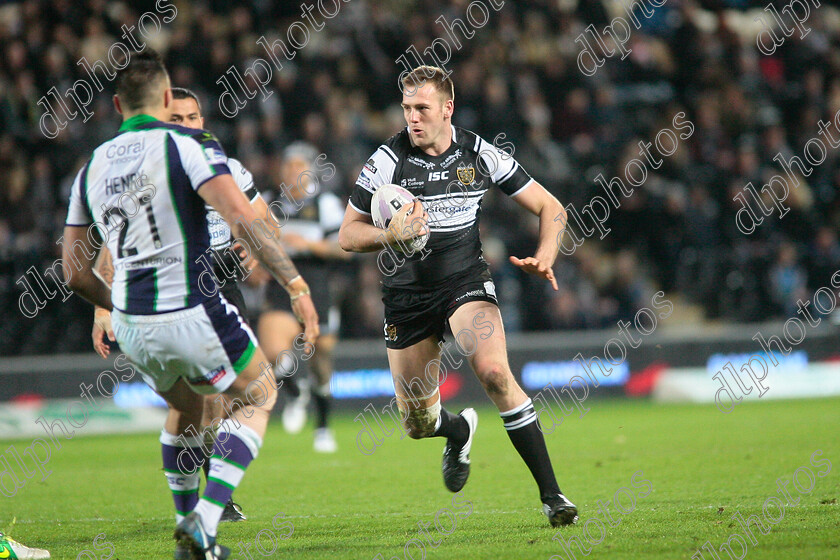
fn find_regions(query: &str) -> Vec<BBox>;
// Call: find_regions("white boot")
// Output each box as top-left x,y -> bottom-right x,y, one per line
0,532 -> 51,559
282,377 -> 309,434
313,427 -> 337,453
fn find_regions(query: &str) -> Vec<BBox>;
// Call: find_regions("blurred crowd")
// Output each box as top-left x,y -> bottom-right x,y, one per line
3,0 -> 840,355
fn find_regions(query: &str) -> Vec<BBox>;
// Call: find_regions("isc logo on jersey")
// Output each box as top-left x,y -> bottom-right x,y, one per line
428,171 -> 449,181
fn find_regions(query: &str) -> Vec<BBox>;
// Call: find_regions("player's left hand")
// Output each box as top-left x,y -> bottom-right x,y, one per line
92,307 -> 115,358
509,256 -> 558,291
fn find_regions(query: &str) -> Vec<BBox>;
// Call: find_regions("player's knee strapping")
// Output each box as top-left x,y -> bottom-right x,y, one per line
213,418 -> 262,462
401,389 -> 441,439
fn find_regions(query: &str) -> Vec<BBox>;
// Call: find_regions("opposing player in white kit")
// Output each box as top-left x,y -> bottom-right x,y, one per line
62,50 -> 318,560
90,87 -> 270,524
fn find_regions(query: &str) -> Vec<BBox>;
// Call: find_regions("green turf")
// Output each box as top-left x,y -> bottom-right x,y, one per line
3,397 -> 839,559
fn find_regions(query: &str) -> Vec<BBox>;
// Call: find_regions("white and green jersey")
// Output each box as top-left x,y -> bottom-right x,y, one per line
66,114 -> 231,315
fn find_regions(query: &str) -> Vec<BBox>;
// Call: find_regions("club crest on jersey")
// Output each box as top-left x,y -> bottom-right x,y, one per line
457,165 -> 476,186
384,322 -> 398,342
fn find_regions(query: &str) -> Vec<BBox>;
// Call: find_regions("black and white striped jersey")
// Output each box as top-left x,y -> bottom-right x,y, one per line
268,187 -> 345,263
263,187 -> 345,311
350,125 -> 534,290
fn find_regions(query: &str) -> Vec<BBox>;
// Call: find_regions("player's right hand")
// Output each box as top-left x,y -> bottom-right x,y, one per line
389,199 -> 429,243
92,307 -> 115,359
291,294 -> 319,353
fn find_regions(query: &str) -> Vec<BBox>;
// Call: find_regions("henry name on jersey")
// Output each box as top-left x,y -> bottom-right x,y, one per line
104,172 -> 142,195
86,168 -> 178,272
97,171 -> 159,247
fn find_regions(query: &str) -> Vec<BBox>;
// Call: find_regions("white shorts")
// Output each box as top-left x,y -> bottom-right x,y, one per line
112,295 -> 258,395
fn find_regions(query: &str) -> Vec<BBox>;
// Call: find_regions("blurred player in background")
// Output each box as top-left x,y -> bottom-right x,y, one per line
91,86 -> 270,524
338,66 -> 577,526
65,50 -> 318,559
256,142 -> 348,453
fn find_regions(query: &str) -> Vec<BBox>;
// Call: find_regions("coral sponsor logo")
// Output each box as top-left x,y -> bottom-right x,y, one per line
106,138 -> 145,160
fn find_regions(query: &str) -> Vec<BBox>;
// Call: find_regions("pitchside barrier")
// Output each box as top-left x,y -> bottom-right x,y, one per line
2,322 -> 840,439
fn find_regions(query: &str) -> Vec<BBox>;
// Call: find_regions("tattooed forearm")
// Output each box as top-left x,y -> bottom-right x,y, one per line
230,221 -> 301,287
254,238 -> 301,286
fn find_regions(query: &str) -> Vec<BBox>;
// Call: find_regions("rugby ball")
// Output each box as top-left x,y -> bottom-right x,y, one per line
371,184 -> 429,253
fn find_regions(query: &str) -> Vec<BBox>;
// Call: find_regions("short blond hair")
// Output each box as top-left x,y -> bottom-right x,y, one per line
401,66 -> 454,101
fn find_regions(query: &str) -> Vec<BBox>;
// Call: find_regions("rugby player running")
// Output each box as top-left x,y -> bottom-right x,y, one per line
63,50 -> 318,559
338,66 -> 578,526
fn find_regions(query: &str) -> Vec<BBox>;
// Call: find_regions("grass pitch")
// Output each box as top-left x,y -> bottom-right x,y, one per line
4,397 -> 839,559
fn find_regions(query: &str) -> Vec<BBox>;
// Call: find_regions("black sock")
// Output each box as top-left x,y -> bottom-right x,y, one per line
433,408 -> 469,444
501,399 -> 561,500
312,386 -> 330,429
281,373 -> 301,398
